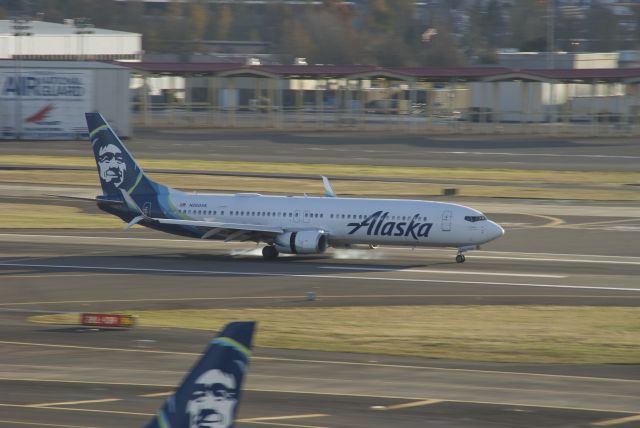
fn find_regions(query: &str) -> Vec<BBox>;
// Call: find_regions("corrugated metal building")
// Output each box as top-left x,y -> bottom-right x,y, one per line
0,20 -> 141,61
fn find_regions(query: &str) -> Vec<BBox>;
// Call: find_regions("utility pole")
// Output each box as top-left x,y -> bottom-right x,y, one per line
74,18 -> 94,60
547,0 -> 555,69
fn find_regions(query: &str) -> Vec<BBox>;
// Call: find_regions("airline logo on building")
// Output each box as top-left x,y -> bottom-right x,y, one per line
0,70 -> 92,139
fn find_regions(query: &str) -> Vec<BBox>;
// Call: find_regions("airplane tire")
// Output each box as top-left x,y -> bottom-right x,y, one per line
262,245 -> 279,260
456,254 -> 466,263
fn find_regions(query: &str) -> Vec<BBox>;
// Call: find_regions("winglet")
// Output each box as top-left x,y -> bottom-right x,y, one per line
322,176 -> 336,197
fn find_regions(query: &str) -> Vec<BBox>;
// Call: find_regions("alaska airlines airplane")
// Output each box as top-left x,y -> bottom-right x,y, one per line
86,113 -> 503,263
144,321 -> 255,428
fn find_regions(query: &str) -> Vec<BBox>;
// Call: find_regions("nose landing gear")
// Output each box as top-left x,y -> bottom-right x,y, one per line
455,245 -> 477,263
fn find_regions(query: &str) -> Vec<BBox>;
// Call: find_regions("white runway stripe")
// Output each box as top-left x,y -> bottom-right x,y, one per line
318,266 -> 566,278
1,262 -> 639,292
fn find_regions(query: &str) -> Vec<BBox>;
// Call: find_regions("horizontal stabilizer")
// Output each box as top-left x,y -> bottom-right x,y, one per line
125,215 -> 145,229
48,194 -> 123,205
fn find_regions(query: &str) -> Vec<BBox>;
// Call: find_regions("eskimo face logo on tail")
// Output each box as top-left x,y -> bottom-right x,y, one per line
186,369 -> 237,428
348,210 -> 433,240
97,143 -> 127,188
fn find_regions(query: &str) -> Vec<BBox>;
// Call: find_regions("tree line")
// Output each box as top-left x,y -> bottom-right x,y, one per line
1,0 -> 637,66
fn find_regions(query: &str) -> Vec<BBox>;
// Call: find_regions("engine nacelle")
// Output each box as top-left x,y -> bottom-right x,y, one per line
274,230 -> 328,254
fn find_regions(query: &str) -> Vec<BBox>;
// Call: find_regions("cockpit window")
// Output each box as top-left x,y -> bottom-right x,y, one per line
464,215 -> 487,222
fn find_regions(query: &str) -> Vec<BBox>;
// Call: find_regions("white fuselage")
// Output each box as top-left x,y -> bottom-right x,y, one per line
168,192 -> 504,248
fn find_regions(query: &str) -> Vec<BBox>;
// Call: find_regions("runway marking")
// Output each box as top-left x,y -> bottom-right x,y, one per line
385,246 -> 640,261
592,414 -> 640,426
0,341 -> 197,356
239,414 -> 329,422
6,293 -> 640,308
561,218 -> 640,230
240,422 -> 328,427
249,388 -> 640,416
431,151 -> 640,160
0,403 -> 152,416
471,256 -> 640,266
0,420 -> 96,428
521,213 -> 565,228
27,398 -> 122,408
0,273 -> 129,279
3,349 -> 640,385
0,385 -> 637,417
2,232 -> 639,263
1,262 -> 639,292
371,399 -> 442,410
139,391 -> 172,398
319,266 -> 567,278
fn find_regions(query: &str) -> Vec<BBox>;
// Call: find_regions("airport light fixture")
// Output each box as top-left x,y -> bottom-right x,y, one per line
11,17 -> 32,140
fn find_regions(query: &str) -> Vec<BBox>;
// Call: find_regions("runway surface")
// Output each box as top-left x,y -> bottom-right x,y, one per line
1,218 -> 639,427
1,131 -> 639,427
2,129 -> 640,171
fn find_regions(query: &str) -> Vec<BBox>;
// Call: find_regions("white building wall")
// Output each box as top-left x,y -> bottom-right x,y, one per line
92,67 -> 131,137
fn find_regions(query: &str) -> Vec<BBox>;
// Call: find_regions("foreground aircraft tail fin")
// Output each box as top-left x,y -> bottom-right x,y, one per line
143,321 -> 256,428
86,112 -> 163,199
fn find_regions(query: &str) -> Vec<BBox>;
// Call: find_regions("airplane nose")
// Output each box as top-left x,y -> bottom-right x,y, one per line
489,221 -> 505,240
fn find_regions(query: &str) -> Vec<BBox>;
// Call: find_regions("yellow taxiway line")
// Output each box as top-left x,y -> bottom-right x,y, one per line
592,414 -> 640,426
27,398 -> 122,408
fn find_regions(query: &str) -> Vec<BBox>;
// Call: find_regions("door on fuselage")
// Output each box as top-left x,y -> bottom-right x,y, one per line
441,210 -> 452,232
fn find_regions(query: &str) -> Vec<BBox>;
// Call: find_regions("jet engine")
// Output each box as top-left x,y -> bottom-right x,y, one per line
274,230 -> 328,254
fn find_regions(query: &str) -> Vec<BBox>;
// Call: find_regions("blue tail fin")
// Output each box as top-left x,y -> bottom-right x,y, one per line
143,322 -> 256,428
85,112 -> 158,198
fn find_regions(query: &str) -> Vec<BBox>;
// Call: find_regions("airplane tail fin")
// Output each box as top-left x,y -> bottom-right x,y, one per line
143,321 -> 256,428
85,112 -> 161,199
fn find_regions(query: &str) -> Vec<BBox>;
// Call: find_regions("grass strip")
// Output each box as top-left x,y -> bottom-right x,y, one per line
2,170 -> 639,201
30,306 -> 640,364
0,203 -> 121,229
3,154 -> 639,186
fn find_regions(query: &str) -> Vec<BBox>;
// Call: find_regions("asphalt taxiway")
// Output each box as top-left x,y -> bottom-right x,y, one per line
1,219 -> 639,427
3,129 -> 640,172
1,130 -> 639,427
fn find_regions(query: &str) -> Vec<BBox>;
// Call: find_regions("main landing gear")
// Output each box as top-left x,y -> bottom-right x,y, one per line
262,245 -> 279,260
455,245 -> 477,263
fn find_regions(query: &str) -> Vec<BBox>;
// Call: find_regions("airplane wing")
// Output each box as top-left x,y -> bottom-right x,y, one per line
120,189 -> 283,240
